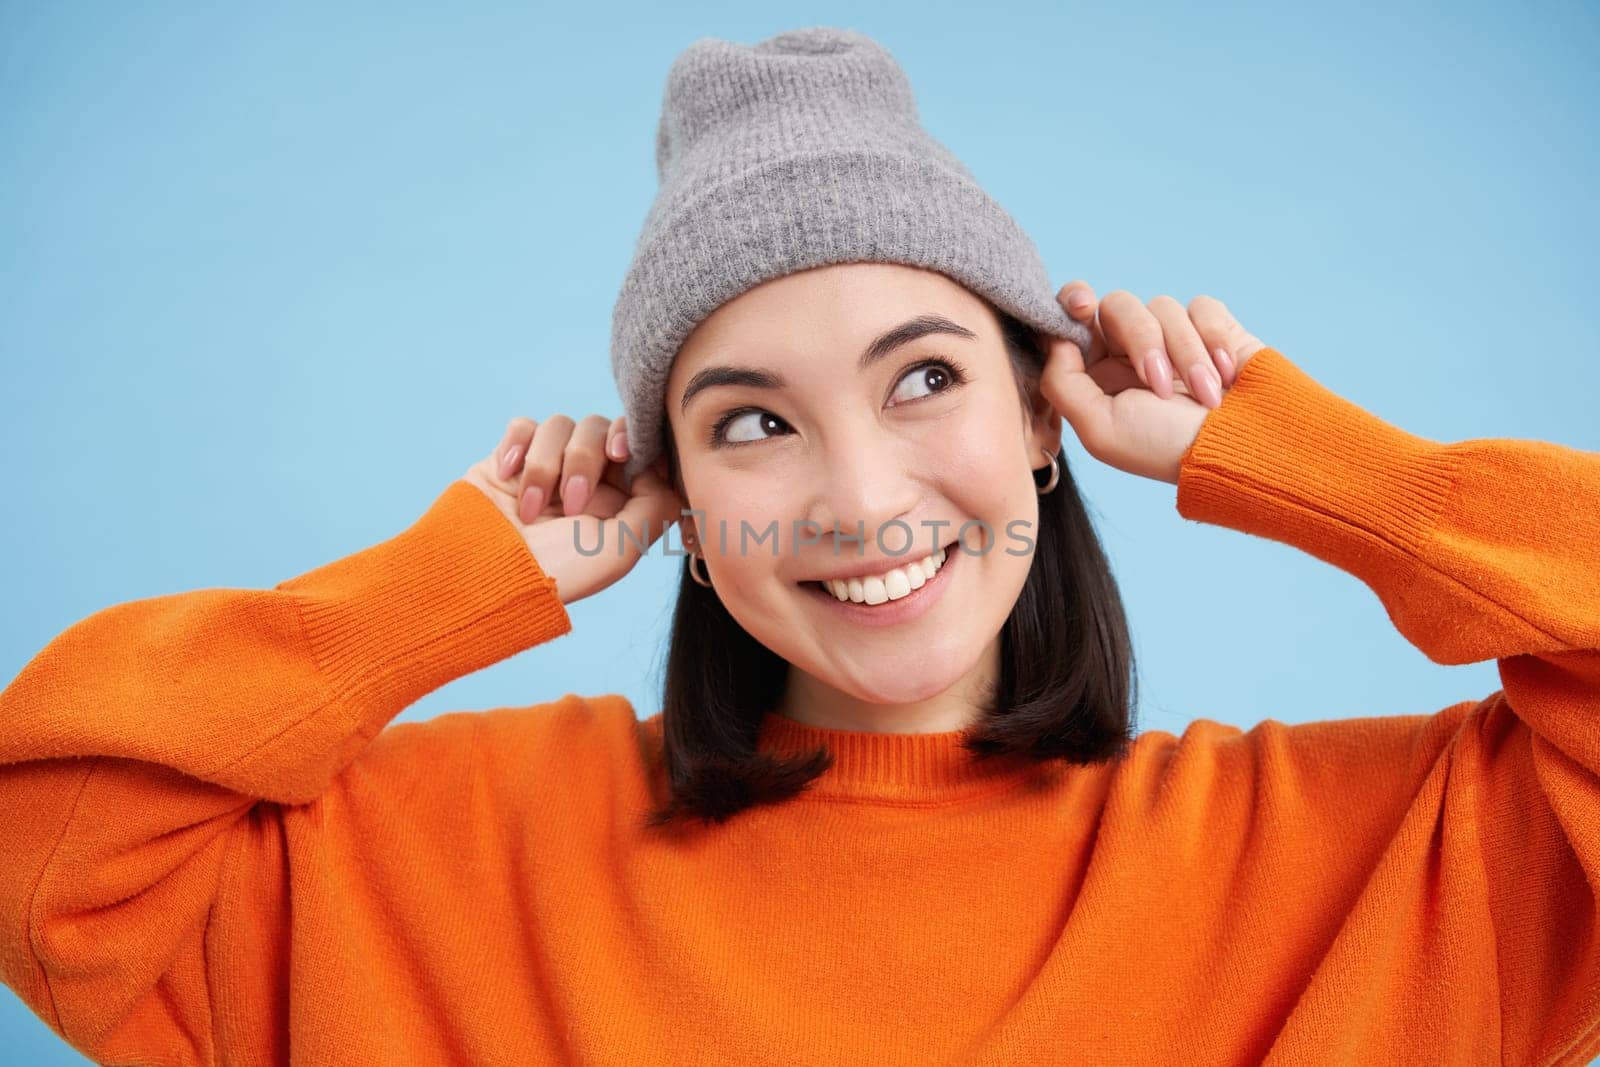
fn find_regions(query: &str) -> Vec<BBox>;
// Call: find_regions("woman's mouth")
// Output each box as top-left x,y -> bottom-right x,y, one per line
798,541 -> 961,627
807,543 -> 951,603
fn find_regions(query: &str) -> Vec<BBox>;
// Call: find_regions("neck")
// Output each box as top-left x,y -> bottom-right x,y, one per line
771,632 -> 1000,735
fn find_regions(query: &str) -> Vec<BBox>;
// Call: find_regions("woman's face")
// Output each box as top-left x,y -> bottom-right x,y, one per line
664,262 -> 1061,708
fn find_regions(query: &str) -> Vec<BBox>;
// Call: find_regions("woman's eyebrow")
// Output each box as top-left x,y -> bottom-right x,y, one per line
678,313 -> 977,414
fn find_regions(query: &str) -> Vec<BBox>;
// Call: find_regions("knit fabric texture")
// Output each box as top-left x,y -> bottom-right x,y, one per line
609,25 -> 1093,483
5,346 -> 1600,1063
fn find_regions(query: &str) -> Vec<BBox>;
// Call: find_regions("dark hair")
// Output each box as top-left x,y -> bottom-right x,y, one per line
642,299 -> 1137,828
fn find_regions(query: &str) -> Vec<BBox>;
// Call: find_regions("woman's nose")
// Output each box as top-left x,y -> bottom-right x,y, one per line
800,436 -> 923,554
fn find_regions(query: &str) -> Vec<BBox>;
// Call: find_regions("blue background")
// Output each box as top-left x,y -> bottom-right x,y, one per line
3,2 -> 1596,1061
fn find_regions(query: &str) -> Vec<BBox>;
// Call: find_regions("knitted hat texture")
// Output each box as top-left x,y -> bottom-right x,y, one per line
610,25 -> 1092,483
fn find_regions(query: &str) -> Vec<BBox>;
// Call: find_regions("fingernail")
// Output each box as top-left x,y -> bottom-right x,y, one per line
1067,290 -> 1092,311
1214,347 -> 1235,387
1145,349 -> 1173,398
608,433 -> 627,460
518,485 -> 544,524
563,475 -> 589,515
498,443 -> 523,481
1190,364 -> 1222,408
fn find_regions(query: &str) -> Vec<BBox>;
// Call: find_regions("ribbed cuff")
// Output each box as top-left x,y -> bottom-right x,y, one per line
279,480 -> 571,722
1176,348 -> 1460,562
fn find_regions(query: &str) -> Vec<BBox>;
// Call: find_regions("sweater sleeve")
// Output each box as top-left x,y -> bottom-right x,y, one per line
1174,347 -> 1600,1064
0,478 -> 572,1064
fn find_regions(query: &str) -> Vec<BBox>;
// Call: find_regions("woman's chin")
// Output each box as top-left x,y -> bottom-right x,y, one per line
813,650 -> 970,705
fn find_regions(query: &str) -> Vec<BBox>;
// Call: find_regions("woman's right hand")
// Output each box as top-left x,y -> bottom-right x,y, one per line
460,414 -> 685,606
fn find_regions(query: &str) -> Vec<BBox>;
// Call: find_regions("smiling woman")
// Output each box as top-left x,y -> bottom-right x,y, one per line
647,262 -> 1138,825
6,20 -> 1598,1067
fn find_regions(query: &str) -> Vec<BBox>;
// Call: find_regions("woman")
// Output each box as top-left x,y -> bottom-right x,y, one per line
3,25 -> 1597,1067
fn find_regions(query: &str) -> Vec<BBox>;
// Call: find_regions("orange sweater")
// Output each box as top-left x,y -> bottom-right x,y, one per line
2,346 -> 1598,1066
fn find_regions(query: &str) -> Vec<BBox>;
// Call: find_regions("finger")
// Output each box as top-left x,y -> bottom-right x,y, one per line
561,414 -> 613,516
1054,282 -> 1110,368
518,414 -> 576,524
606,415 -> 630,463
1185,294 -> 1265,388
1086,355 -> 1144,396
1083,310 -> 1111,369
585,482 -> 628,520
1089,355 -> 1198,398
1098,290 -> 1175,399
1148,295 -> 1222,409
610,462 -> 688,569
598,451 -> 636,500
1057,280 -> 1097,320
1039,335 -> 1116,458
494,417 -> 538,487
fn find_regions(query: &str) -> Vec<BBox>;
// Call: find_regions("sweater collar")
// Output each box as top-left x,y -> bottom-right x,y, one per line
755,710 -> 1046,804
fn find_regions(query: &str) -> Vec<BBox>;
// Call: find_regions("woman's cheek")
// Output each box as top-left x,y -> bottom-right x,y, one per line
930,411 -> 1018,498
697,487 -> 790,582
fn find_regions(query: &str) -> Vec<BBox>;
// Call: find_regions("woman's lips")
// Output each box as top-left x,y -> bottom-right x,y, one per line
799,541 -> 960,628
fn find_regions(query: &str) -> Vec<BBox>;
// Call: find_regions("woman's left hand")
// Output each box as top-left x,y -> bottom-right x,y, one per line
1041,283 -> 1267,486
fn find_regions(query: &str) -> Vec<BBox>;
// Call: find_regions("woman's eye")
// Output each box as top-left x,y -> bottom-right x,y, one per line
890,360 -> 964,404
711,409 -> 790,447
708,360 -> 966,449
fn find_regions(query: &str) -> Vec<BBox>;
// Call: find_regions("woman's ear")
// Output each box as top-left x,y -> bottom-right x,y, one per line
661,429 -> 696,544
1023,371 -> 1064,460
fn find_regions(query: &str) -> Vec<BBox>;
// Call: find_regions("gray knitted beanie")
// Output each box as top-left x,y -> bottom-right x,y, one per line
609,25 -> 1093,484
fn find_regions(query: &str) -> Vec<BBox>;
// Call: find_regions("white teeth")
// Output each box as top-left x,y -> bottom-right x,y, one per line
822,548 -> 947,604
